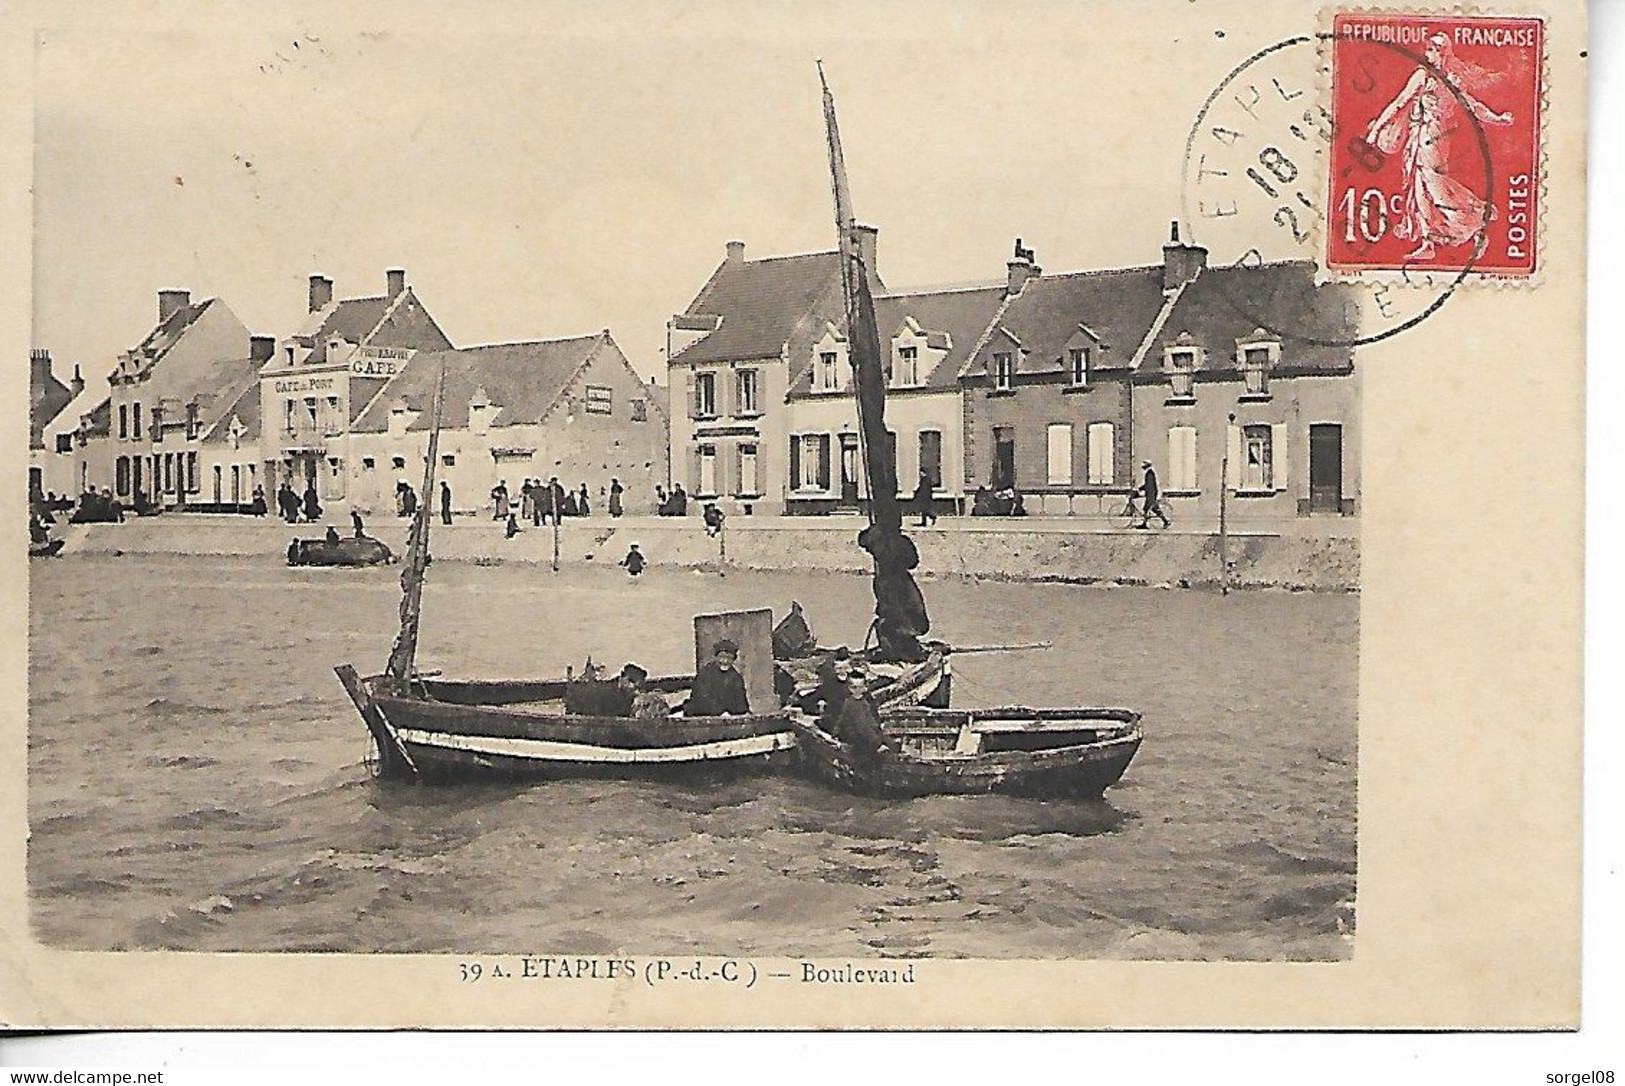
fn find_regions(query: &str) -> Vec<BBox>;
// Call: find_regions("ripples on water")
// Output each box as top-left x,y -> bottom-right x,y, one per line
28,554 -> 1356,959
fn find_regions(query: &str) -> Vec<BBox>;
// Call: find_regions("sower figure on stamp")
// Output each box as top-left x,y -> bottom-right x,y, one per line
1365,32 -> 1513,262
1135,460 -> 1170,529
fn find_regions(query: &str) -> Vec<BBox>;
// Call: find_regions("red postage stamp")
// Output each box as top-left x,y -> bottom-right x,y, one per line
1327,13 -> 1544,278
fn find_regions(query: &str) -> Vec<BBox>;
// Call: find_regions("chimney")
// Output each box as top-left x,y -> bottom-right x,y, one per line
71,364 -> 84,395
853,224 -> 879,280
386,268 -> 407,298
250,335 -> 276,363
1162,219 -> 1208,291
725,240 -> 746,264
1006,239 -> 1041,296
158,289 -> 191,324
308,274 -> 334,313
30,348 -> 51,388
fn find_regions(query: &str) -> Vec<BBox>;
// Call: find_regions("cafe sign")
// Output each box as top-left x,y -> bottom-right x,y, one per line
351,357 -> 400,378
273,376 -> 338,395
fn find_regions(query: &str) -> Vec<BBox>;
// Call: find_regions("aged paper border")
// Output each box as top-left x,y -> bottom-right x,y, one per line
0,0 -> 1586,1031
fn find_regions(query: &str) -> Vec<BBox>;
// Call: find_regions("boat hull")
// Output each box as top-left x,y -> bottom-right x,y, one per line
790,706 -> 1143,799
29,539 -> 65,558
289,537 -> 394,567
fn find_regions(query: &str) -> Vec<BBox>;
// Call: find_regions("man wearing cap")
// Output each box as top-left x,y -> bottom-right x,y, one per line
1136,459 -> 1170,529
565,662 -> 648,717
684,639 -> 751,716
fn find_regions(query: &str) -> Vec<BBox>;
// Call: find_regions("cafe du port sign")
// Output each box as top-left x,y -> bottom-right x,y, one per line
273,375 -> 338,395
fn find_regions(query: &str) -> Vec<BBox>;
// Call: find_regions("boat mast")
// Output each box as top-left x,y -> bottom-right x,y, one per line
385,360 -> 449,682
818,63 -> 929,659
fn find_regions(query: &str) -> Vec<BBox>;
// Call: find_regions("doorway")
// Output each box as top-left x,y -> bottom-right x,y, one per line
993,426 -> 1016,489
839,434 -> 860,505
1309,424 -> 1343,513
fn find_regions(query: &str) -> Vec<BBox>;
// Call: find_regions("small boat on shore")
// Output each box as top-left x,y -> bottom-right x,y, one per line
789,706 -> 1142,799
288,535 -> 394,567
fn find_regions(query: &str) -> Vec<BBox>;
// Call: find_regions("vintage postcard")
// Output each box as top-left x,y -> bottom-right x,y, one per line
0,0 -> 1586,1030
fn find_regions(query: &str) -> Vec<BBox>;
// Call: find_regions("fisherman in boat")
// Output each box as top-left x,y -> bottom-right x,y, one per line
831,671 -> 891,766
684,639 -> 750,716
324,524 -> 341,545
627,665 -> 671,720
564,662 -> 646,717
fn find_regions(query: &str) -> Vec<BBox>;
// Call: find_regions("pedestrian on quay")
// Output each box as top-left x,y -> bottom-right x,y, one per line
548,476 -> 566,526
520,479 -> 536,524
302,481 -> 322,524
402,483 -> 418,517
577,483 -> 592,517
1135,459 -> 1170,529
250,484 -> 268,517
702,502 -> 725,538
609,478 -> 624,518
531,479 -> 545,527
620,542 -> 646,580
351,509 -> 366,538
440,481 -> 453,526
655,484 -> 668,515
913,469 -> 937,527
395,480 -> 409,517
669,482 -> 688,516
491,480 -> 510,521
506,512 -> 521,539
278,481 -> 299,523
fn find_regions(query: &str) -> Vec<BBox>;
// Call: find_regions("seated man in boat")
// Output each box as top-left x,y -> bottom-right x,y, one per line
324,525 -> 341,545
831,673 -> 891,767
626,665 -> 671,720
684,639 -> 751,716
563,662 -> 646,718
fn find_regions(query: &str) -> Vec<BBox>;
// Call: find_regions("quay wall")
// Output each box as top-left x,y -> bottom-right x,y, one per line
54,515 -> 1359,592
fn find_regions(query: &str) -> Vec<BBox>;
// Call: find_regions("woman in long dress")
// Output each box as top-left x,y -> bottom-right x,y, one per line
1364,32 -> 1514,261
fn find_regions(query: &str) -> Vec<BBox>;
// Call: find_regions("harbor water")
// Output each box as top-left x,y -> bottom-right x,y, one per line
28,554 -> 1356,959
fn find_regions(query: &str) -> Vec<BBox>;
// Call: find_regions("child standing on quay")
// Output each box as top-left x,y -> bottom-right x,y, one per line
620,543 -> 646,581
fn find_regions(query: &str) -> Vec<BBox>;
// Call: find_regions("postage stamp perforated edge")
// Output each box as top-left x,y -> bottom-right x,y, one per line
1312,4 -> 1550,290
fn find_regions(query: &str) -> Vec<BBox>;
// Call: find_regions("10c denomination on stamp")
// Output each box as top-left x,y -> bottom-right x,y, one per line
1327,12 -> 1544,278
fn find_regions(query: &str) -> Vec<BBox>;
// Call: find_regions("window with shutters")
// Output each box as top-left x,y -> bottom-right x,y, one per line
698,444 -> 718,495
694,372 -> 717,418
56,433 -> 72,454
736,369 -> 760,415
1087,422 -> 1115,485
1242,425 -> 1273,489
186,403 -> 200,440
792,434 -> 830,491
118,404 -> 128,438
738,444 -> 760,495
133,402 -> 143,439
187,452 -> 198,492
585,385 -> 613,414
817,352 -> 841,392
918,430 -> 942,489
116,456 -> 130,496
1166,349 -> 1197,398
895,346 -> 919,387
1047,423 -> 1073,485
993,352 -> 1015,391
1069,348 -> 1090,387
1167,426 -> 1198,490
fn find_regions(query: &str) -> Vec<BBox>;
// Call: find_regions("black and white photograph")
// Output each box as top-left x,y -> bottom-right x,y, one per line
3,0 -> 1588,1034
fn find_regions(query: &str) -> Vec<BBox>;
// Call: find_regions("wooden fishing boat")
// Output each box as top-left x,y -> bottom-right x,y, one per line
287,536 -> 394,567
789,706 -> 1143,799
335,648 -> 947,783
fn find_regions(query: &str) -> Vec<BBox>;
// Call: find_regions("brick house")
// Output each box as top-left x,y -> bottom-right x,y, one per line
349,331 -> 668,517
666,234 -> 879,516
961,225 -> 1360,528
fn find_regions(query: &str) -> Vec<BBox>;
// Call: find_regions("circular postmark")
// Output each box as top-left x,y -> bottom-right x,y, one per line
1180,32 -> 1502,347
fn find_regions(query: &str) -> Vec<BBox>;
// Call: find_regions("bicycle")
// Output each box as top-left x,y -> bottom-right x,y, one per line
1113,490 -> 1173,530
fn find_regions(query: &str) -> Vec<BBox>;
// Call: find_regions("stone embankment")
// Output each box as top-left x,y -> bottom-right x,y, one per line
56,514 -> 1359,592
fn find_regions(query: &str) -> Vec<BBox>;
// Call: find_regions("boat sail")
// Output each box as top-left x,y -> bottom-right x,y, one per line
818,62 -> 931,664
791,65 -> 1144,798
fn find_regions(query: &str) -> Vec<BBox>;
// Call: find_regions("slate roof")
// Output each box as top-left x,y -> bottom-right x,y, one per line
965,266 -> 1171,378
669,251 -> 845,365
787,283 -> 1009,397
295,289 -> 452,364
114,298 -> 217,379
351,334 -> 610,433
199,374 -> 262,445
147,350 -> 261,420
1145,260 -> 1358,372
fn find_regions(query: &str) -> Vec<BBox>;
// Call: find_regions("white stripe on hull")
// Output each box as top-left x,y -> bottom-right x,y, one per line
392,726 -> 797,764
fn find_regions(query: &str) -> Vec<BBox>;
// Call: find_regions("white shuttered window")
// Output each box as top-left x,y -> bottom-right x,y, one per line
1046,424 -> 1073,485
1168,426 -> 1198,490
1087,422 -> 1114,485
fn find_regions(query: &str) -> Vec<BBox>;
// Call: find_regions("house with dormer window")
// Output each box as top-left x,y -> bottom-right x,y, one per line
665,235 -> 879,515
784,284 -> 1007,516
349,331 -> 666,516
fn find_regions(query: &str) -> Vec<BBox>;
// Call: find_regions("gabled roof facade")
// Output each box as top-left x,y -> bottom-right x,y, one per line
961,266 -> 1170,380
295,287 -> 453,365
670,251 -> 846,365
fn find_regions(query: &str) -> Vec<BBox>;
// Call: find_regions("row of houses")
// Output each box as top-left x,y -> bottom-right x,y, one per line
30,270 -> 672,518
30,219 -> 1360,532
666,224 -> 1361,527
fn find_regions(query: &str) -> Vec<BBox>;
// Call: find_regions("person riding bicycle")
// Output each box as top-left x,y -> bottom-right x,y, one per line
1135,460 -> 1170,529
